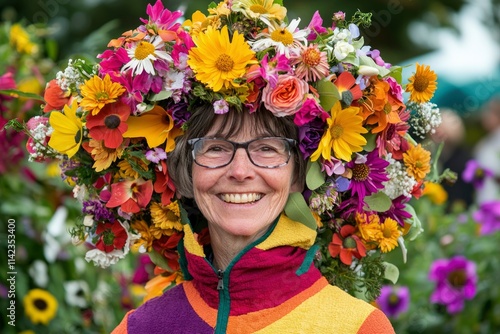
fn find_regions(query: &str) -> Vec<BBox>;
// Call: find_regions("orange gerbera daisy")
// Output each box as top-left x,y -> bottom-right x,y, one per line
403,144 -> 431,181
86,100 -> 130,149
79,74 -> 126,115
405,63 -> 437,103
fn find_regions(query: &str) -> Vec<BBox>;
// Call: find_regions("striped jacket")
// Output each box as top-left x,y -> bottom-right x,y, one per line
112,215 -> 395,333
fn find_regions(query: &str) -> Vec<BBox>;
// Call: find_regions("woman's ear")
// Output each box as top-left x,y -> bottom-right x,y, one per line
290,176 -> 304,193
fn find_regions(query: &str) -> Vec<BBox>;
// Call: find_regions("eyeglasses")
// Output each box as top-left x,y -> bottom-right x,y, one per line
188,137 -> 297,169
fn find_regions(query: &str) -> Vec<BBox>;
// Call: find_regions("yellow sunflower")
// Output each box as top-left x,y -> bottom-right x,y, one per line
79,74 -> 125,115
311,101 -> 367,162
23,288 -> 58,325
403,144 -> 431,181
232,0 -> 287,21
48,102 -> 83,158
150,201 -> 183,238
406,63 -> 437,103
187,25 -> 257,92
377,218 -> 401,253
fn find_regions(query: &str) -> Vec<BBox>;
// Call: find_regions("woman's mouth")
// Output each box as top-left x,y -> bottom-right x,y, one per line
219,193 -> 262,204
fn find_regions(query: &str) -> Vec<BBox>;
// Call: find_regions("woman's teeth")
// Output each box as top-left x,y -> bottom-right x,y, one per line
221,193 -> 262,203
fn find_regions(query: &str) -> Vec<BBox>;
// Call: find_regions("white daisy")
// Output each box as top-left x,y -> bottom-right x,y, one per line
250,17 -> 309,58
122,35 -> 173,75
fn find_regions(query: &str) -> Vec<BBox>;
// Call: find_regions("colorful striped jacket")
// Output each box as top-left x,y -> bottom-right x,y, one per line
112,214 -> 395,333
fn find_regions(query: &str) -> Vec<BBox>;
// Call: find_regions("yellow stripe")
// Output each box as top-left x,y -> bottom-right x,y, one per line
256,215 -> 316,251
255,284 -> 376,333
182,224 -> 205,257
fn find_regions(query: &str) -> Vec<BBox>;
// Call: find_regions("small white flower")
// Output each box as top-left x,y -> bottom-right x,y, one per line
358,65 -> 379,76
83,215 -> 94,227
64,280 -> 89,308
28,260 -> 48,287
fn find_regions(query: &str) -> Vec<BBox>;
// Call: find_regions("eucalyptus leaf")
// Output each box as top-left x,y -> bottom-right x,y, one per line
359,55 -> 390,77
284,192 -> 317,230
403,204 -> 424,241
149,90 -> 173,101
317,79 -> 341,112
149,249 -> 174,272
364,192 -> 392,212
305,161 -> 326,191
383,261 -> 400,284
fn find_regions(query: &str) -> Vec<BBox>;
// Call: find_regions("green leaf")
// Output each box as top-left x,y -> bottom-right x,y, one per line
149,249 -> 174,272
383,261 -> 399,284
284,192 -> 317,230
359,55 -> 390,77
0,89 -> 45,101
364,192 -> 392,212
149,90 -> 172,101
403,204 -> 424,241
317,79 -> 341,112
362,131 -> 377,152
305,161 -> 325,191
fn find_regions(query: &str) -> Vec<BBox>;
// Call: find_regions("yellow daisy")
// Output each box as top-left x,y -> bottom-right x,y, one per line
79,74 -> 125,115
116,157 -> 149,180
150,201 -> 183,238
377,218 -> 401,253
23,288 -> 58,325
232,0 -> 287,21
187,25 -> 257,92
131,219 -> 154,252
311,101 -> 367,162
355,212 -> 382,247
87,139 -> 123,172
406,63 -> 437,103
48,102 -> 83,158
403,144 -> 431,181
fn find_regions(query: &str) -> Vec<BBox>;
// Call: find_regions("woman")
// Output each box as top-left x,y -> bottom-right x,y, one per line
111,106 -> 395,333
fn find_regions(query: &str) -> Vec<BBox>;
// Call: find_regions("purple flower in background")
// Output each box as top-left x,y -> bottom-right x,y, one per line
472,200 -> 500,235
429,256 -> 477,314
462,159 -> 494,189
377,285 -> 410,318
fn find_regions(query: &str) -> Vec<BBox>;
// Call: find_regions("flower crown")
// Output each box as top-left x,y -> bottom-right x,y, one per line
22,0 -> 442,300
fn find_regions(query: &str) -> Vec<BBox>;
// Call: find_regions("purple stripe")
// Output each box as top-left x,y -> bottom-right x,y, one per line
127,284 -> 213,333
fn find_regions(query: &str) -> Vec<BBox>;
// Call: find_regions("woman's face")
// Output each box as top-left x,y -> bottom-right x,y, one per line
191,118 -> 300,239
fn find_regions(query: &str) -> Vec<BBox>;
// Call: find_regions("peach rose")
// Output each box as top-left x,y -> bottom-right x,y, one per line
262,75 -> 308,117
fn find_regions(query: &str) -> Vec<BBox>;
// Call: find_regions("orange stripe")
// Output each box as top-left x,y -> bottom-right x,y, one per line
357,309 -> 395,334
182,281 -> 217,328
226,277 -> 329,333
111,310 -> 134,334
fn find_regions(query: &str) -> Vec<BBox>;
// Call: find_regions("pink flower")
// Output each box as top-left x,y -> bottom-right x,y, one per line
294,96 -> 329,126
262,75 -> 308,117
307,11 -> 328,41
106,178 -> 153,213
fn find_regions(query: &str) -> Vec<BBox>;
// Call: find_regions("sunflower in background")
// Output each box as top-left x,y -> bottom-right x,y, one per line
23,289 -> 58,325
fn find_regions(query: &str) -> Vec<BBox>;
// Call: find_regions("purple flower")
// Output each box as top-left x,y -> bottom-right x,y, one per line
213,99 -> 229,114
429,256 -> 477,314
346,151 -> 390,210
379,195 -> 412,227
307,11 -> 328,41
82,200 -> 115,222
462,159 -> 494,189
377,285 -> 410,318
472,200 -> 500,235
145,147 -> 167,163
298,118 -> 325,159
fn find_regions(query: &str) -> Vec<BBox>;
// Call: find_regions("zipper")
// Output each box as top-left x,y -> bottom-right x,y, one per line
217,269 -> 224,290
214,268 -> 230,334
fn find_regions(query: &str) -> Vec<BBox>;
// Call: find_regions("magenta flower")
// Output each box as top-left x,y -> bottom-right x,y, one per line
379,195 -> 412,227
0,71 -> 16,113
377,285 -> 410,318
429,256 -> 477,314
346,151 -> 390,209
294,97 -> 329,126
462,159 -> 494,189
141,0 -> 183,31
307,11 -> 328,41
472,200 -> 500,235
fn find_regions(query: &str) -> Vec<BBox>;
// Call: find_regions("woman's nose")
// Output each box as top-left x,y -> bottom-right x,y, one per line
226,148 -> 255,180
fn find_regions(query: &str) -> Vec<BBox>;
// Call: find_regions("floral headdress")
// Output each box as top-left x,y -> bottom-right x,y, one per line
18,0 -> 442,300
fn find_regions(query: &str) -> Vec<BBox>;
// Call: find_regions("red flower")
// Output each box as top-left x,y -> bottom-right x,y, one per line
334,72 -> 363,107
43,79 -> 70,112
152,232 -> 184,271
328,225 -> 366,265
154,160 -> 176,205
86,100 -> 130,149
106,178 -> 153,213
95,221 -> 128,252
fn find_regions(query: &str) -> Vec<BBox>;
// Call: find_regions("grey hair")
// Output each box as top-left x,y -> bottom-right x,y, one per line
166,105 -> 306,198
